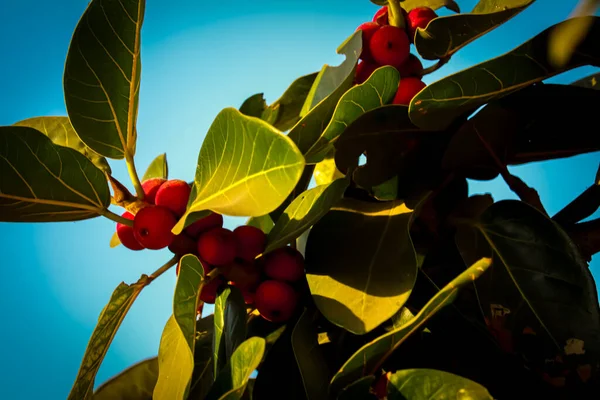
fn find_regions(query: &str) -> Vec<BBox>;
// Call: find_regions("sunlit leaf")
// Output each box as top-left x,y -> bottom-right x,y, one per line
246,214 -> 274,234
387,369 -> 493,400
239,93 -> 268,119
314,151 -> 345,186
213,286 -> 247,377
93,357 -> 158,400
109,232 -> 121,248
142,153 -> 168,181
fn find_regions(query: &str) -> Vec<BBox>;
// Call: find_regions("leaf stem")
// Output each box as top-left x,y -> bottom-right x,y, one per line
419,57 -> 450,77
147,256 -> 179,283
567,218 -> 600,262
387,0 -> 406,29
101,209 -> 134,226
125,153 -> 145,201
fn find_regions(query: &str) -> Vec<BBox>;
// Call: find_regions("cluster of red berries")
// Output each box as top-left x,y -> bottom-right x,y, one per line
355,6 -> 438,105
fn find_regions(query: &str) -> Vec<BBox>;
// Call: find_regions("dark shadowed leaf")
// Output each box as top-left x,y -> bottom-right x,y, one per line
154,255 -> 206,400
387,369 -> 493,400
304,66 -> 400,163
68,276 -> 152,400
456,200 -> 600,383
305,198 -> 419,335
414,0 -> 534,60
246,214 -> 274,234
13,116 -> 111,173
142,153 -> 168,181
338,376 -> 378,400
329,257 -> 492,393
410,16 -> 600,131
314,152 -> 345,186
173,107 -> 305,234
269,165 -> 316,224
213,286 -> 248,377
401,0 -> 460,13
239,93 -> 268,119
265,178 -> 349,254
205,337 -> 266,400
93,357 -> 158,400
552,184 -> 600,226
188,317 -> 215,400
291,309 -> 330,400
63,0 -> 144,159
571,71 -> 600,89
0,126 -> 110,222
373,176 -> 398,201
109,232 -> 121,248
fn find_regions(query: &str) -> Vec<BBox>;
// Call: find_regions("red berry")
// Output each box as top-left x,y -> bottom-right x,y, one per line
369,25 -> 410,68
197,228 -> 238,266
199,277 -> 224,305
355,60 -> 379,84
356,22 -> 380,62
263,247 -> 305,282
242,290 -> 255,305
168,233 -> 197,255
185,212 -> 224,238
155,179 -> 192,217
141,178 -> 166,204
397,53 -> 423,77
407,7 -> 438,41
222,258 -> 261,290
233,225 -> 266,262
393,77 -> 427,105
374,372 -> 390,399
255,280 -> 298,323
133,206 -> 177,250
116,211 -> 144,251
373,6 -> 388,25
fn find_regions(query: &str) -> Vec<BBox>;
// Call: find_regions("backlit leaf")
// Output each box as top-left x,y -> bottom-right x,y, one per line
13,116 -> 111,173
0,126 -> 110,222
401,0 -> 460,13
246,214 -> 274,234
314,152 -> 345,186
213,286 -> 248,377
305,198 -> 419,335
239,93 -> 268,119
93,357 -> 158,400
410,16 -> 600,131
154,255 -> 206,400
142,153 -> 168,181
329,257 -> 492,393
64,0 -> 144,159
173,107 -> 305,234
414,0 -> 534,60
109,232 -> 121,248
387,369 -> 493,400
265,178 -> 349,254
337,376 -> 378,400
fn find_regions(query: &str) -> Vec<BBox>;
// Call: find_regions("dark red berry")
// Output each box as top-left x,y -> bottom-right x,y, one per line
355,60 -> 379,84
407,7 -> 438,41
369,25 -> 410,68
233,225 -> 266,262
263,246 -> 305,282
356,22 -> 380,62
255,280 -> 298,323
199,277 -> 224,305
397,53 -> 423,77
197,228 -> 238,266
116,211 -> 144,251
222,259 -> 261,291
141,178 -> 166,204
168,233 -> 197,255
185,212 -> 224,238
133,206 -> 177,250
155,179 -> 192,217
393,77 -> 427,105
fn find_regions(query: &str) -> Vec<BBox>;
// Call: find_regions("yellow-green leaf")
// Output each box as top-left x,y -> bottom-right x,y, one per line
246,214 -> 274,234
93,357 -> 158,400
314,151 -> 345,186
109,232 -> 121,248
387,369 -> 493,400
401,0 -> 460,13
142,153 -> 168,181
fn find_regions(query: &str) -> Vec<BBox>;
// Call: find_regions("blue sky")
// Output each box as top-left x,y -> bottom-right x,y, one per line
0,1 -> 598,398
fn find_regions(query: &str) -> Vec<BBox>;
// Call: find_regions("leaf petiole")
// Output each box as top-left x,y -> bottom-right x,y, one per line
387,0 -> 406,29
101,209 -> 134,227
125,152 -> 146,201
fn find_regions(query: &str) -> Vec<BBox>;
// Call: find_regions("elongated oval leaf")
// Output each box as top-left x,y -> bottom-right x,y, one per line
93,357 -> 158,400
329,257 -> 492,393
68,276 -> 151,400
387,369 -> 493,400
13,116 -> 111,173
63,0 -> 144,159
239,93 -> 268,119
188,315 -> 216,400
173,108 -> 305,234
0,126 -> 110,222
154,255 -> 206,400
305,198 -> 419,335
109,232 -> 121,248
205,337 -> 266,400
314,152 -> 345,186
213,286 -> 248,377
414,0 -> 534,60
142,153 -> 168,181
338,376 -> 378,400
304,66 -> 400,162
265,178 -> 349,254
410,16 -> 600,131
246,214 -> 274,234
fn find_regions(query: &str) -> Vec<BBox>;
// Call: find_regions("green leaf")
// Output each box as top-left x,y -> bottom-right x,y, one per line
329,257 -> 492,393
213,286 -> 248,377
291,309 -> 330,400
414,0 -> 533,60
246,214 -> 274,234
314,152 -> 345,186
109,232 -> 121,248
173,107 -> 305,234
68,276 -> 150,400
142,153 -> 168,181
303,66 -> 400,163
265,178 -> 349,254
571,71 -> 600,89
337,376 -> 378,400
93,357 -> 158,400
63,0 -> 144,159
305,198 -> 419,335
372,176 -> 398,201
410,16 -> 600,131
154,255 -> 206,400
0,126 -> 110,222
13,116 -> 111,174
205,337 -> 266,400
400,0 -> 460,13
188,317 -> 216,400
239,93 -> 268,119
386,369 -> 493,400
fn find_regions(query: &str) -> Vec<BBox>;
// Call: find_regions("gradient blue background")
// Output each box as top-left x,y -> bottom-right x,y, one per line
0,1 -> 598,398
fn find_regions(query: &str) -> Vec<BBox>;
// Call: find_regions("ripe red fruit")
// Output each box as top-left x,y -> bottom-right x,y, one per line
407,7 -> 438,41
116,211 -> 144,251
222,259 -> 261,290
355,60 -> 379,84
185,212 -> 224,238
255,280 -> 298,323
356,22 -> 380,62
233,225 -> 266,262
373,6 -> 388,25
242,290 -> 255,305
168,233 -> 197,255
199,277 -> 224,305
374,372 -> 390,399
263,247 -> 305,282
197,227 -> 238,266
369,25 -> 410,68
397,53 -> 423,77
393,77 -> 427,105
141,178 -> 166,204
133,206 -> 177,250
155,179 -> 191,216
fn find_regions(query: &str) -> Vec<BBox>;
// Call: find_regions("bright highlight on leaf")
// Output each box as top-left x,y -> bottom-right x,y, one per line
387,369 -> 493,400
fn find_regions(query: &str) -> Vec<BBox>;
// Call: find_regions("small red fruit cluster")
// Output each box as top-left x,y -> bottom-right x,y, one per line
355,6 -> 437,105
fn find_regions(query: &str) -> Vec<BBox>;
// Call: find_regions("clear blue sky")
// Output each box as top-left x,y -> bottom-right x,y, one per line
0,1 -> 598,398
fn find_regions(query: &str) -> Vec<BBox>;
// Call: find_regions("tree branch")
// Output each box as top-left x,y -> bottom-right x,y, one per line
567,218 -> 600,262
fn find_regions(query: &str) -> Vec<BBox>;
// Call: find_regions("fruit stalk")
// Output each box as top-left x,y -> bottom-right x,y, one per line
419,57 -> 450,77
125,152 -> 146,201
387,0 -> 406,29
101,209 -> 135,227
147,256 -> 179,282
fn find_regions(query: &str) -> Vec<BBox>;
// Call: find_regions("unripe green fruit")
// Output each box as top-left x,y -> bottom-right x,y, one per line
133,206 -> 177,250
116,211 -> 144,251
369,25 -> 410,68
255,280 -> 298,323
233,225 -> 266,262
197,227 -> 238,266
141,178 -> 166,204
185,212 -> 223,239
155,179 -> 191,216
392,77 -> 426,105
263,246 -> 305,282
